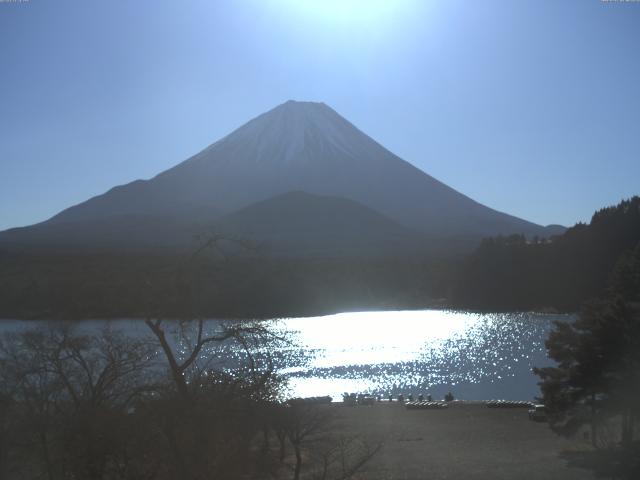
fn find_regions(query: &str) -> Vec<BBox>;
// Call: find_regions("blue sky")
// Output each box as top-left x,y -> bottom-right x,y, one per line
1,0 -> 639,230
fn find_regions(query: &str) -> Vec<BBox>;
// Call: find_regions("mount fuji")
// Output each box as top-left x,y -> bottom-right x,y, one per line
0,100 -> 563,255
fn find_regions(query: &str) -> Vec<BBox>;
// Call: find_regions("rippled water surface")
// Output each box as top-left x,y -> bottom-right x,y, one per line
269,310 -> 566,401
0,310 -> 570,401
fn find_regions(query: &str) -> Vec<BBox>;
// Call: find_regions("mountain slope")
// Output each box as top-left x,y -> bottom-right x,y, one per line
0,214 -> 205,253
41,100 -> 559,239
0,101 -> 562,252
215,191 -> 425,256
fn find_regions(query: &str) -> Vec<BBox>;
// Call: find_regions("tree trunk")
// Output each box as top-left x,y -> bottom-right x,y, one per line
39,429 -> 55,480
145,320 -> 190,399
277,431 -> 286,462
621,408 -> 633,448
293,443 -> 302,480
163,421 -> 193,480
590,393 -> 598,449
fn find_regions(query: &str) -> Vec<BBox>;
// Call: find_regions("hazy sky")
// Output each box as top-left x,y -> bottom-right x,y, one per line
1,0 -> 639,230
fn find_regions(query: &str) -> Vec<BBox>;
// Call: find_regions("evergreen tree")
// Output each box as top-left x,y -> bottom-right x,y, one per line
454,196 -> 640,311
534,245 -> 640,477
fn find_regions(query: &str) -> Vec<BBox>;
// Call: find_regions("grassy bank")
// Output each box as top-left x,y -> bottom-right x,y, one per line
326,402 -> 593,480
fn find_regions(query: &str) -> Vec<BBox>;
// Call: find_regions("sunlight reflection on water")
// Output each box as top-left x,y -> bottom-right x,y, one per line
0,310 -> 571,402
268,310 -> 569,401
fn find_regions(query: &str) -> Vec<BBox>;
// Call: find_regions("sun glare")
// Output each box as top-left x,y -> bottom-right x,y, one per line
276,0 -> 416,27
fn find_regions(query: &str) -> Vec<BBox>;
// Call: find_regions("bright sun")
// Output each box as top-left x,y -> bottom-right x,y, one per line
278,0 -> 414,26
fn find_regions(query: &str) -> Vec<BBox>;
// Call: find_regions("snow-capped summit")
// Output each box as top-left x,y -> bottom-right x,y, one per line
188,100 -> 388,168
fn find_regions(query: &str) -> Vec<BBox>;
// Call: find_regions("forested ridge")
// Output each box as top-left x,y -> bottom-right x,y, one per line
0,252 -> 452,320
453,197 -> 640,311
0,197 -> 638,319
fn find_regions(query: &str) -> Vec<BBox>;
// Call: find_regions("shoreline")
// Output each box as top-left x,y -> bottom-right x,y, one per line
0,307 -> 578,322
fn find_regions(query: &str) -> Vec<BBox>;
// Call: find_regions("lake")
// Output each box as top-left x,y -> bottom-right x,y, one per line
0,310 -> 568,402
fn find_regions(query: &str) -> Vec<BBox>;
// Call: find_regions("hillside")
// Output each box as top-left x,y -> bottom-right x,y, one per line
215,191 -> 425,256
452,197 -> 640,311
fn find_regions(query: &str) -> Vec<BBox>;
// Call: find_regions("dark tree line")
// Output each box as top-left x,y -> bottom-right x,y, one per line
0,320 -> 380,480
0,250 -> 453,320
1,197 -> 637,320
0,235 -> 385,479
453,197 -> 640,311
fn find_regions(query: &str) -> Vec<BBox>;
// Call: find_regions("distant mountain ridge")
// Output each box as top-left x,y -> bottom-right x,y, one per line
1,100 -> 564,255
216,191 -> 424,256
0,192 -> 425,256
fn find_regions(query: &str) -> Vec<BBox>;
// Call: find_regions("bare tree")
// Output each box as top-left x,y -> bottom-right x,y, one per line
144,317 -> 272,400
311,436 -> 382,480
279,403 -> 382,480
0,325 -> 156,480
284,404 -> 332,480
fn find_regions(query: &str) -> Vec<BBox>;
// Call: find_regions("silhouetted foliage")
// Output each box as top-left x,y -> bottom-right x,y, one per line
0,326 -> 157,479
0,321 -> 380,480
454,197 -> 640,311
534,244 -> 640,479
0,251 -> 455,319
